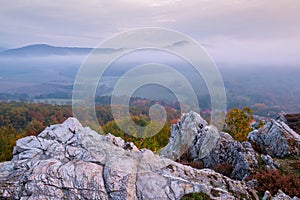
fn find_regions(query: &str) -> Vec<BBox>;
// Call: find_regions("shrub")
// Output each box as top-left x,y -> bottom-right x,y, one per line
291,162 -> 300,171
177,152 -> 204,170
224,107 -> 253,142
189,161 -> 205,169
247,169 -> 300,197
212,163 -> 234,178
178,160 -> 233,178
181,161 -> 204,169
181,192 -> 211,200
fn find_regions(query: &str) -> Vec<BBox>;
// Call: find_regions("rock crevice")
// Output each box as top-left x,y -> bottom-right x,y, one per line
248,118 -> 300,158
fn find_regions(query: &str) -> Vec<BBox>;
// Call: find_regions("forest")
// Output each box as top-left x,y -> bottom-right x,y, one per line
0,102 -> 180,162
0,100 -> 256,162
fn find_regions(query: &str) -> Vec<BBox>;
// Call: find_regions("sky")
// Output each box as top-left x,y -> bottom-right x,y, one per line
1,0 -> 300,65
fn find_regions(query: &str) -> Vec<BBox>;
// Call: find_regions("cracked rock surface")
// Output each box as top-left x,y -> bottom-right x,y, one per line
160,111 -> 258,180
0,117 -> 258,199
248,118 -> 300,158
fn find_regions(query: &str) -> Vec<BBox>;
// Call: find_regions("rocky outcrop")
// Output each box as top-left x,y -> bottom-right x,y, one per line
248,119 -> 300,158
160,111 -> 258,180
260,154 -> 280,171
263,190 -> 300,200
277,111 -> 288,124
160,111 -> 215,161
0,118 -> 258,200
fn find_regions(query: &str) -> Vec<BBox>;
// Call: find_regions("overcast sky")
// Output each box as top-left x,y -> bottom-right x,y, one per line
1,0 -> 300,65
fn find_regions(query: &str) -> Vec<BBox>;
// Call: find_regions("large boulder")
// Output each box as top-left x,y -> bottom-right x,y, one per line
160,111 -> 212,161
248,118 -> 300,158
0,117 -> 258,200
160,111 -> 258,180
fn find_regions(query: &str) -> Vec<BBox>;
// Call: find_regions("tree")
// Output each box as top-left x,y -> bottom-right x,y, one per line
102,117 -> 170,152
224,107 -> 253,142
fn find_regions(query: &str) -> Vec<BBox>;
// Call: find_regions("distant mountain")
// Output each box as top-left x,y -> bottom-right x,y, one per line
164,40 -> 190,48
0,44 -> 123,57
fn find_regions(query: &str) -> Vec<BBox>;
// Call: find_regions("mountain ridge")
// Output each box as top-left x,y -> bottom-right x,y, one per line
0,44 -> 123,57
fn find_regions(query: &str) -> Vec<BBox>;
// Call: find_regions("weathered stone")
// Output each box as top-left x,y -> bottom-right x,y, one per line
263,190 -> 271,200
277,111 -> 288,123
0,117 -> 258,199
261,154 -> 280,171
105,133 -> 139,153
248,119 -> 300,158
13,136 -> 41,154
161,111 -> 258,180
271,190 -> 300,200
160,111 -> 212,161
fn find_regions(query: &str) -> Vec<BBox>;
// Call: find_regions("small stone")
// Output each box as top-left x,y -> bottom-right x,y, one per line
262,190 -> 271,200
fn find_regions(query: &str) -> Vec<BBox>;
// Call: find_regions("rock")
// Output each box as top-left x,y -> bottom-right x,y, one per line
263,190 -> 300,200
261,154 -> 280,171
251,121 -> 260,130
196,133 -> 258,180
277,111 -> 288,123
271,190 -> 300,200
248,119 -> 300,158
105,133 -> 139,152
161,111 -> 258,180
160,111 -> 211,160
263,190 -> 271,200
13,136 -> 41,154
0,117 -> 258,200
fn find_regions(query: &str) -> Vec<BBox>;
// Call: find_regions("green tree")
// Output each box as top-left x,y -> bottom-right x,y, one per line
102,117 -> 170,152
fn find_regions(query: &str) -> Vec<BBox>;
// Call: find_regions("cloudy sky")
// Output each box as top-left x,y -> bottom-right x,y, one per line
1,0 -> 300,65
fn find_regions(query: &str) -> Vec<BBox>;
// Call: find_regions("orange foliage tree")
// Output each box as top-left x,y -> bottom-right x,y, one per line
224,107 -> 253,142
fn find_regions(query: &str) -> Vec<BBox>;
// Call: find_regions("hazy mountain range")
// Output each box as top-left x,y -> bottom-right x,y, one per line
0,44 -> 124,57
0,44 -> 300,116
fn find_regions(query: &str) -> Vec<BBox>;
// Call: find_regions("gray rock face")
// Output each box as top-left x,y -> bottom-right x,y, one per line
192,132 -> 258,180
261,154 -> 280,171
248,119 -> 300,158
160,111 -> 258,180
277,111 -> 288,124
161,111 -> 212,161
0,117 -> 258,200
263,190 -> 300,200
